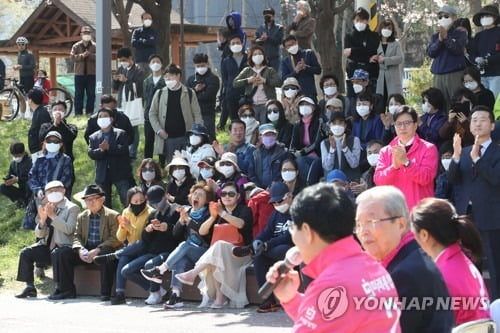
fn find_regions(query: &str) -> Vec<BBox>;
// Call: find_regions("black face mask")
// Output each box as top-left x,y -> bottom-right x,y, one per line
130,201 -> 147,216
264,15 -> 272,23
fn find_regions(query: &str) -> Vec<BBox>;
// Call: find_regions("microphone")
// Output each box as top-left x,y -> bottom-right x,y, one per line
258,247 -> 303,299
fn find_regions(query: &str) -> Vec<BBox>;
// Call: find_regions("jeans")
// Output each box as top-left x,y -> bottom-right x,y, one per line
115,241 -> 146,290
202,114 -> 216,142
129,126 -> 140,159
74,75 -> 96,115
166,240 -> 208,290
121,252 -> 169,292
482,76 -> 500,97
296,155 -> 323,185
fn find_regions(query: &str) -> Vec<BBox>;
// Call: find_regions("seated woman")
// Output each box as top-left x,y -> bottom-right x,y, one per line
439,88 -> 476,147
462,66 -> 495,109
265,99 -> 293,148
166,155 -> 196,206
320,111 -> 361,182
141,182 -> 215,309
175,182 -> 253,309
136,158 -> 165,194
280,158 -> 306,197
280,77 -> 302,124
411,198 -> 490,325
214,152 -> 248,197
184,124 -> 216,179
197,156 -> 217,182
238,105 -> 259,145
318,74 -> 347,118
419,87 -> 448,147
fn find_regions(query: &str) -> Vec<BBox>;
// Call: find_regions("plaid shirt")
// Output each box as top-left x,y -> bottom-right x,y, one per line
87,213 -> 100,248
27,153 -> 74,195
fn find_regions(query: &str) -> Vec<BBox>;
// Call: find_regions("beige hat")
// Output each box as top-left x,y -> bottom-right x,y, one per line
45,180 -> 64,191
215,152 -> 240,172
166,157 -> 189,173
282,77 -> 300,89
326,98 -> 343,108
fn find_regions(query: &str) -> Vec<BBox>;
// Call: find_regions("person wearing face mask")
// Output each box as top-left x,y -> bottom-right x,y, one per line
434,141 -> 457,203
234,45 -> 282,124
237,104 -> 260,145
439,88 -> 476,148
318,74 -> 347,118
426,6 -> 468,108
471,5 -> 500,97
381,93 -> 405,144
375,19 -> 403,105
232,182 -> 294,313
321,112 -> 361,182
131,12 -> 158,74
33,69 -> 51,105
29,131 -> 74,201
218,11 -> 247,58
70,25 -> 96,115
165,156 -> 195,206
280,158 -> 306,197
214,152 -> 248,199
347,69 -> 385,119
352,92 -> 384,150
343,7 -> 380,98
280,77 -> 302,123
254,8 -> 283,72
183,124 -> 216,179
88,108 -> 132,208
462,66 -> 496,110
265,99 -> 293,148
113,47 -> 145,160
143,54 -> 165,160
39,101 -> 78,161
249,124 -> 289,189
15,181 -> 80,299
1,142 -> 32,207
419,87 -> 448,147
197,156 -> 217,182
351,140 -> 383,196
136,158 -> 165,194
149,63 -> 203,164
218,35 -> 248,130
286,1 -> 316,50
27,89 -> 51,159
281,35 -> 322,100
187,53 -> 220,141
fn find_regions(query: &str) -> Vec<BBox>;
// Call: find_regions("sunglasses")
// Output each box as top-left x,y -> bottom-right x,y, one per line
267,108 -> 279,114
219,161 -> 233,167
221,191 -> 237,198
241,114 -> 253,118
438,14 -> 450,19
46,140 -> 61,144
283,86 -> 296,91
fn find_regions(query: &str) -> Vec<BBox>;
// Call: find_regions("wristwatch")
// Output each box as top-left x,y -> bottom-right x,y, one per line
403,160 -> 411,167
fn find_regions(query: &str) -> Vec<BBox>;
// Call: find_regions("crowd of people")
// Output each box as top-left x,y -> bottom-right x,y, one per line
2,1 -> 500,331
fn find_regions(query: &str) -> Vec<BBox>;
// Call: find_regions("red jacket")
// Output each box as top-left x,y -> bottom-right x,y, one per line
33,77 -> 51,105
282,236 -> 401,333
247,190 -> 274,238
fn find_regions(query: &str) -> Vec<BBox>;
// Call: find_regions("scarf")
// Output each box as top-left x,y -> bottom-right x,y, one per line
190,206 -> 207,221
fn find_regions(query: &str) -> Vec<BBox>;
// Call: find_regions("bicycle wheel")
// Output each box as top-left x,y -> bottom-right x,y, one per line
47,87 -> 73,117
0,88 -> 20,121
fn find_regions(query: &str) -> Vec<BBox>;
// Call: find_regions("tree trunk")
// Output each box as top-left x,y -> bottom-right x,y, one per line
112,0 -> 133,48
134,0 -> 172,64
469,0 -> 481,17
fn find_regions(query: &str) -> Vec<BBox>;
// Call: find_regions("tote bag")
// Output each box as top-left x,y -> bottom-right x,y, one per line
123,83 -> 144,126
210,222 -> 244,246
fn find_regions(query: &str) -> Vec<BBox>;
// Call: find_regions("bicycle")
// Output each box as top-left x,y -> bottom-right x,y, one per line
0,78 -> 74,121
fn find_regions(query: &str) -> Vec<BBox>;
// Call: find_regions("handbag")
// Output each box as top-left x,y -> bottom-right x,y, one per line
123,83 -> 144,126
210,220 -> 244,246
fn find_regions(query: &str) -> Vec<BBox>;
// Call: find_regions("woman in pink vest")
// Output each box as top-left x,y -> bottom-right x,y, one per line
411,197 -> 490,325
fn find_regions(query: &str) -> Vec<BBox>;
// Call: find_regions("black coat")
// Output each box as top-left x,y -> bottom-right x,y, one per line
84,110 -> 135,145
141,205 -> 181,254
6,154 -> 32,199
186,68 -> 220,116
28,105 -> 51,153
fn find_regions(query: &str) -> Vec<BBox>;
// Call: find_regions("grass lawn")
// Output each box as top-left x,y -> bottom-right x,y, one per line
0,114 -> 229,293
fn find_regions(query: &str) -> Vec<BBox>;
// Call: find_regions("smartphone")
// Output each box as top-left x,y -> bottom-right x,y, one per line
451,102 -> 471,117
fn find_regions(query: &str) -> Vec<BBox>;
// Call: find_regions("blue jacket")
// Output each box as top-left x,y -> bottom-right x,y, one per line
352,114 -> 384,148
131,26 -> 158,63
427,28 -> 467,74
28,152 -> 73,196
249,143 -> 289,189
281,49 -> 322,97
418,110 -> 447,147
221,53 -> 248,99
470,26 -> 500,77
255,21 -> 284,61
256,210 -> 293,249
225,141 -> 255,176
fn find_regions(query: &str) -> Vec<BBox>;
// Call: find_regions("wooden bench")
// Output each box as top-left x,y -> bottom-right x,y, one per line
74,264 -> 262,304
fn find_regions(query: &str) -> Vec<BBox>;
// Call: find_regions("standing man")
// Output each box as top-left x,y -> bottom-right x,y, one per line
27,89 -> 51,157
149,63 -> 202,164
426,5 -> 467,108
70,26 -> 96,115
255,8 -> 283,72
14,36 -> 36,94
448,105 -> 500,299
187,53 -> 220,141
131,12 -> 158,74
286,1 -> 315,50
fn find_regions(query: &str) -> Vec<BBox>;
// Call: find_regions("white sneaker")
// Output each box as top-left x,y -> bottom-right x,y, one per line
145,291 -> 162,305
197,294 -> 212,308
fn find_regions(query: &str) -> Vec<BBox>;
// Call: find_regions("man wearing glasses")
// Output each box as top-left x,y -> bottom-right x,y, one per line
356,185 -> 454,332
374,106 -> 438,210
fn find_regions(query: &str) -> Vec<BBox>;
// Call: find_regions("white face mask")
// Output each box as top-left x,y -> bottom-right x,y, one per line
381,29 -> 392,38
120,61 -> 129,69
323,86 -> 337,96
388,105 -> 400,115
195,66 -> 208,75
281,170 -> 297,182
172,169 -> 186,181
284,88 -> 297,98
230,44 -> 243,53
165,80 -> 177,89
287,44 -> 299,55
241,116 -> 255,126
82,35 -> 92,42
464,81 -> 478,91
142,171 -> 156,182
481,16 -> 494,27
299,105 -> 313,117
47,191 -> 64,203
441,158 -> 452,171
52,111 -> 65,120
252,54 -> 264,65
296,10 -> 304,16
199,168 -> 214,179
422,102 -> 431,114
97,117 -> 112,129
13,156 -> 23,163
267,111 -> 280,122
189,135 -> 202,146
330,125 -> 345,136
353,84 -> 364,94
439,17 -> 453,28
143,19 -> 153,27
274,202 -> 290,214
354,22 -> 367,32
367,153 -> 380,167
356,105 -> 370,118
46,143 -> 61,153
149,63 -> 162,72
217,165 -> 235,178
